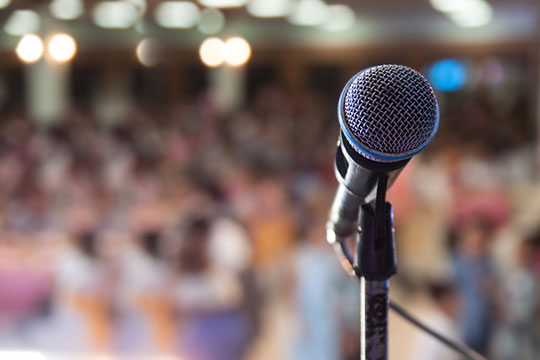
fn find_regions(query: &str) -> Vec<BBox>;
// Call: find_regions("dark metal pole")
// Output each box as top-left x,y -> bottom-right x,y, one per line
361,279 -> 389,360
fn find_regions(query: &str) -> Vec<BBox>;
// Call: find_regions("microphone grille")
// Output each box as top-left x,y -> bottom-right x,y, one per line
340,64 -> 439,162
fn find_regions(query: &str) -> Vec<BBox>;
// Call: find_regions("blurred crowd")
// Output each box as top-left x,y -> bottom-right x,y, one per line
0,82 -> 539,360
0,85 -> 355,360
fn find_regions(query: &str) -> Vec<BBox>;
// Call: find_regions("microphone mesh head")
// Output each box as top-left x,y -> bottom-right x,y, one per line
339,64 -> 439,162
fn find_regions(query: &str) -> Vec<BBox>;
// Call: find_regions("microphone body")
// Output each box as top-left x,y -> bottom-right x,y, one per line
328,134 -> 408,241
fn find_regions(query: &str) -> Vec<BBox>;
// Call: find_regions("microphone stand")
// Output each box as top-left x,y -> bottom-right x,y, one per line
330,179 -> 485,360
328,175 -> 397,360
356,198 -> 396,360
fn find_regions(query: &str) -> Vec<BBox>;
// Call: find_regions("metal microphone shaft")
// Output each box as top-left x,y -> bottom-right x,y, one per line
361,278 -> 389,360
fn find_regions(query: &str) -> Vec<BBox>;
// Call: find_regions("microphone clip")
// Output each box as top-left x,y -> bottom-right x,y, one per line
354,200 -> 397,281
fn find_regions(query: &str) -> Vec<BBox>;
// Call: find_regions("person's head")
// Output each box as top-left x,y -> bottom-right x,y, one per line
457,218 -> 493,258
140,230 -> 161,259
75,231 -> 98,259
179,168 -> 223,216
519,228 -> 540,267
177,217 -> 211,273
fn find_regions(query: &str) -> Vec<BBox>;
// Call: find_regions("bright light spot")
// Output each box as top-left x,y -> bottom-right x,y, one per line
429,59 -> 467,92
136,38 -> 161,66
47,33 -> 77,62
126,0 -> 147,15
198,0 -> 248,9
288,0 -> 329,26
198,8 -> 225,34
4,10 -> 41,36
199,37 -> 226,67
92,1 -> 139,29
0,350 -> 48,360
247,0 -> 292,18
0,0 -> 11,9
448,1 -> 492,27
49,0 -> 83,20
16,34 -> 44,63
449,13 -> 491,27
224,36 -> 251,66
430,0 -> 481,13
155,1 -> 200,29
322,4 -> 356,32
430,0 -> 492,27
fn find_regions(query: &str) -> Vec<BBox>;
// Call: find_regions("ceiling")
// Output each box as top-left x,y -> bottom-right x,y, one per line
0,0 -> 538,50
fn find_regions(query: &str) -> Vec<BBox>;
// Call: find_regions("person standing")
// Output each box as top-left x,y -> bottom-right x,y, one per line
452,219 -> 497,355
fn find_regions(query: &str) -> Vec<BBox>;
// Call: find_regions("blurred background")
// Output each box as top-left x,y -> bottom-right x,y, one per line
0,0 -> 539,359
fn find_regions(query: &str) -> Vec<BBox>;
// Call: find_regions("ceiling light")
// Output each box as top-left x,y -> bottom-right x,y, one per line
16,34 -> 44,64
136,38 -> 161,66
198,0 -> 248,9
0,0 -> 11,9
224,36 -> 251,66
92,1 -> 139,29
126,0 -> 147,15
288,0 -> 329,26
199,37 -> 226,67
49,0 -> 83,20
155,1 -> 200,29
322,4 -> 355,32
430,0 -> 483,13
47,33 -> 77,62
448,1 -> 492,27
247,0 -> 292,18
450,14 -> 491,28
198,8 -> 225,34
4,10 -> 41,36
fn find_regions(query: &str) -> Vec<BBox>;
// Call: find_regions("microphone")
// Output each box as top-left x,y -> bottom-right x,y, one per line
327,64 -> 439,243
